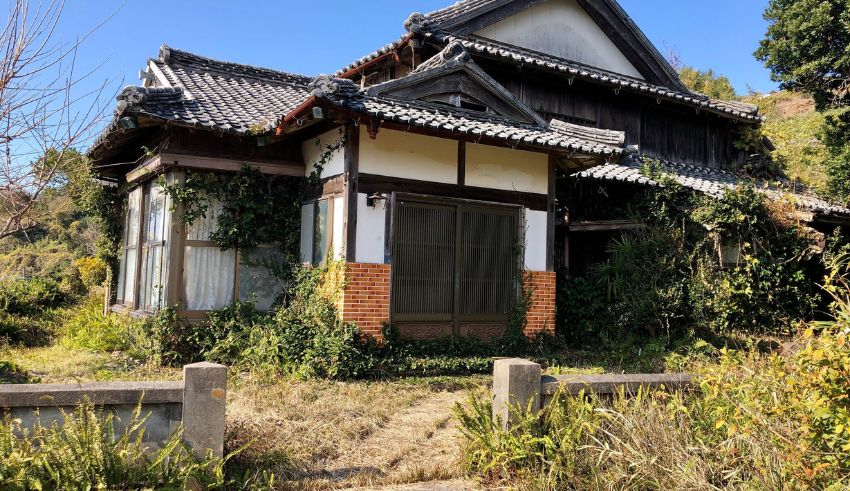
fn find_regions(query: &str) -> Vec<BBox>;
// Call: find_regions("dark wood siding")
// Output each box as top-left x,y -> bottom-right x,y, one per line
481,61 -> 749,171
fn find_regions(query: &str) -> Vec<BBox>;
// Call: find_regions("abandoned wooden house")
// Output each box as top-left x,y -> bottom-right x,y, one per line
88,0 -> 850,340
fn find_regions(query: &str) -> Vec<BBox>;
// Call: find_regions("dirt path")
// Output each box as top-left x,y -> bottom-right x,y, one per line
300,390 -> 478,489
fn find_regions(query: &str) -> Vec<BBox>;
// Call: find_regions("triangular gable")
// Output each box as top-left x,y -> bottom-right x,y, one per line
427,0 -> 687,91
366,42 -> 546,125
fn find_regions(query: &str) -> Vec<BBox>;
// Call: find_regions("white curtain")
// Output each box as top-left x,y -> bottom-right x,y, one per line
183,246 -> 235,310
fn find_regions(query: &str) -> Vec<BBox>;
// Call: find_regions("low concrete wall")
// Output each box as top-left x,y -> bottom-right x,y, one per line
492,358 -> 694,429
0,362 -> 226,457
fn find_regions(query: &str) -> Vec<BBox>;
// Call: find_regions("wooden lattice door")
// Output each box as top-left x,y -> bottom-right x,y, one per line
391,197 -> 520,338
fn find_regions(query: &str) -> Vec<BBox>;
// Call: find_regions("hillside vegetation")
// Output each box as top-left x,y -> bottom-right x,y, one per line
745,91 -> 830,191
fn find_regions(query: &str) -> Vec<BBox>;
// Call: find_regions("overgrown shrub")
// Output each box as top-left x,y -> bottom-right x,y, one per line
74,256 -> 108,289
0,278 -> 65,316
591,227 -> 688,338
60,293 -> 141,352
0,402 -> 228,490
457,253 -> 850,488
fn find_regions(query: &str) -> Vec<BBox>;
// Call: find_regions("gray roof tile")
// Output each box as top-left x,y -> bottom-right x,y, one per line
577,155 -> 850,216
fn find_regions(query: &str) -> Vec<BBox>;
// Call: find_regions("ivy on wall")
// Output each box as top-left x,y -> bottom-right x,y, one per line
161,128 -> 346,283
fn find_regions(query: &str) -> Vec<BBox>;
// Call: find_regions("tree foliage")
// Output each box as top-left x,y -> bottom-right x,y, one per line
756,0 -> 850,110
678,66 -> 737,100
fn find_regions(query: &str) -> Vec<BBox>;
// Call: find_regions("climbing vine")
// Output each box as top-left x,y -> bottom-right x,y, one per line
161,128 -> 346,282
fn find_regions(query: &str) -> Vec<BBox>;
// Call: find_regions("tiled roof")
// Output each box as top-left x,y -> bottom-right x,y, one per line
427,33 -> 762,122
90,46 -> 313,160
140,46 -> 311,134
335,34 -> 410,77
425,0 -> 502,25
550,119 -> 625,147
576,155 -> 850,217
309,76 -> 623,156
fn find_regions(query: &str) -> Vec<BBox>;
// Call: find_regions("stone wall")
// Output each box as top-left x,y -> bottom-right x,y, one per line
0,362 -> 226,457
491,358 -> 694,429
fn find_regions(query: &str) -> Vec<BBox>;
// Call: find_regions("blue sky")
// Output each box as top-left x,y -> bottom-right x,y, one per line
53,0 -> 776,108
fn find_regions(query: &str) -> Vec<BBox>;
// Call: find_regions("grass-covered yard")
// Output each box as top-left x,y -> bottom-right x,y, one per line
5,344 -> 487,489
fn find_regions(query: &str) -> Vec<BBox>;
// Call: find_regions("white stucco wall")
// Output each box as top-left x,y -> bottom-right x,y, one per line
465,143 -> 548,194
300,204 -> 313,263
302,128 -> 345,178
524,209 -> 548,271
332,196 -> 345,259
475,0 -> 644,79
359,129 -> 458,184
355,193 -> 387,264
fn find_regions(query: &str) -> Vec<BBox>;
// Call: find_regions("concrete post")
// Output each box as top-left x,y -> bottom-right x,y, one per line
182,362 -> 226,458
492,358 -> 542,430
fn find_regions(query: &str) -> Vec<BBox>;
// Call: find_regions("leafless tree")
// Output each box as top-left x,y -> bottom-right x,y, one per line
0,0 -> 115,239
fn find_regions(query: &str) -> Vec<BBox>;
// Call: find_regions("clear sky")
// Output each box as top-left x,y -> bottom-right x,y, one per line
50,0 -> 777,112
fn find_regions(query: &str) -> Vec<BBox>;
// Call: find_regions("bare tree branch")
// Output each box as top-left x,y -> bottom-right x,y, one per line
0,0 -> 118,239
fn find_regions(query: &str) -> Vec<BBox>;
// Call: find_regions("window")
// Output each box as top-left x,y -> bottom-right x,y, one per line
139,182 -> 169,310
116,175 -> 285,314
182,197 -> 236,311
116,187 -> 142,306
312,199 -> 330,264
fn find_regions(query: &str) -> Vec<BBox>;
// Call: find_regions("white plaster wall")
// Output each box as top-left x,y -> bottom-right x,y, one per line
302,128 -> 345,178
300,204 -> 313,263
355,193 -> 387,264
475,0 -> 644,79
332,196 -> 345,259
465,143 -> 548,193
359,129 -> 457,184
524,209 -> 548,271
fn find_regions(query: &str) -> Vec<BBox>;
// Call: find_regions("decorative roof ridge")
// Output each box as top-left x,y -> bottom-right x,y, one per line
412,40 -> 470,73
157,44 -> 312,87
550,119 -> 625,147
115,85 -> 185,115
428,33 -> 763,122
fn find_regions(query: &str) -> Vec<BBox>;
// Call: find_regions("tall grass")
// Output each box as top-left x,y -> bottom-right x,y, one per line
0,401 -> 225,490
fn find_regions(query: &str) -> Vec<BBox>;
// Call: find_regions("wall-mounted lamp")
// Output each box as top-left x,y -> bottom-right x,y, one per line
367,192 -> 387,208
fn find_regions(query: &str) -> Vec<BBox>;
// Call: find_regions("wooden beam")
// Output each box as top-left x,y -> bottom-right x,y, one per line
359,173 -> 548,211
126,152 -> 305,183
457,141 -> 466,186
546,154 -> 556,272
568,220 -> 646,232
344,124 -> 360,262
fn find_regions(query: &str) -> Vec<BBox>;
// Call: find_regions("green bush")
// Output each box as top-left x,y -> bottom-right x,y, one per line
0,402 -> 228,490
591,227 -> 689,338
74,256 -> 108,289
0,278 -> 65,316
60,293 -> 141,352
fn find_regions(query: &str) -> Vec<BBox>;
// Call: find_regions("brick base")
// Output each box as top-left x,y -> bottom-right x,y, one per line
338,264 -> 555,340
338,262 -> 391,339
524,271 -> 556,337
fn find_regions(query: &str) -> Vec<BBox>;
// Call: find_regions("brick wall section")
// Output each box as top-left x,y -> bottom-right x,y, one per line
339,262 -> 391,339
524,271 -> 556,336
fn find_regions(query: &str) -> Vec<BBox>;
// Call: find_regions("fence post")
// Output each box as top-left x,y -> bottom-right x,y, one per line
182,362 -> 227,458
492,358 -> 542,430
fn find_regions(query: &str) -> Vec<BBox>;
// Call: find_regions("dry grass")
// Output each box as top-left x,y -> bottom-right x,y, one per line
3,345 -> 181,383
226,374 -> 486,490
8,346 -> 486,489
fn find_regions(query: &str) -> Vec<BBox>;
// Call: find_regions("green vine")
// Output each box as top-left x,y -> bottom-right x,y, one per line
160,128 -> 346,283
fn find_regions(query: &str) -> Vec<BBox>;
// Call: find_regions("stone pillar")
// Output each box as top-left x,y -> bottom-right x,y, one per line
492,358 -> 542,430
182,362 -> 227,458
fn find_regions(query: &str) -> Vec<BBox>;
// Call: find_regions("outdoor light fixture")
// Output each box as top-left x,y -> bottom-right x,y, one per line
311,106 -> 325,119
367,192 -> 387,208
